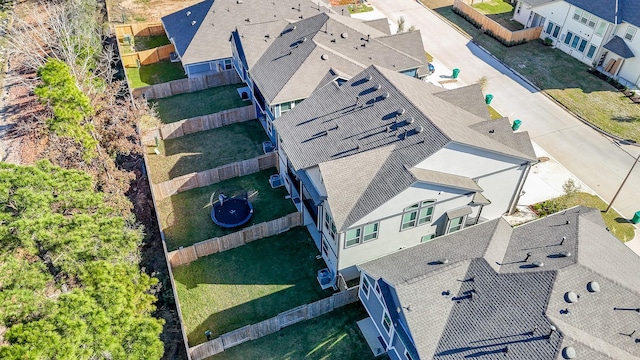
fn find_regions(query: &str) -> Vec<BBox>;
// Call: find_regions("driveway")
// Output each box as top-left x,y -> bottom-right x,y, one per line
363,0 -> 640,219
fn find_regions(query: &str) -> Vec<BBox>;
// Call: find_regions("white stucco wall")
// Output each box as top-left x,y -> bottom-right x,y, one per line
612,22 -> 640,87
413,144 -> 528,219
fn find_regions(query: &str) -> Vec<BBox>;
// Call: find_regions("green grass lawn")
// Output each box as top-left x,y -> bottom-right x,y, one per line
125,60 -> 186,89
134,34 -> 170,51
471,0 -> 512,14
173,227 -> 333,345
435,7 -> 640,142
152,84 -> 248,124
348,4 -> 373,14
209,302 -> 389,360
147,120 -> 267,183
158,169 -> 297,250
531,192 -> 635,242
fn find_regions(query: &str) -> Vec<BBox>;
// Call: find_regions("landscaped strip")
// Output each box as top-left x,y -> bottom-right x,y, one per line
531,192 -> 635,242
152,84 -> 249,124
173,227 -> 333,345
147,120 -> 268,183
208,302 -> 387,360
432,5 -> 640,142
125,60 -> 187,89
158,169 -> 296,250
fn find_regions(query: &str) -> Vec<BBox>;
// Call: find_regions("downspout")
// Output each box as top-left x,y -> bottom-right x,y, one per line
508,162 -> 533,215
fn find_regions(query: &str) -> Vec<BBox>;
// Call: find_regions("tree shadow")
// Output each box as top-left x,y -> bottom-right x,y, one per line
615,217 -> 631,224
612,116 -> 639,123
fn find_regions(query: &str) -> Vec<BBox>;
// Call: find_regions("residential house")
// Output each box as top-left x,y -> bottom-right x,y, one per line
358,206 -> 640,360
230,12 -> 429,142
514,0 -> 640,87
161,0 -> 329,77
274,64 -> 536,284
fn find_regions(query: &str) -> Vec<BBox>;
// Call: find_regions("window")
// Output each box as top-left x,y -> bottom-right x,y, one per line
552,25 -> 561,38
564,31 -> 573,45
420,234 -> 436,243
361,275 -> 371,298
324,212 -> 337,240
587,14 -> 597,28
405,349 -> 414,360
580,13 -> 588,25
572,9 -> 582,21
223,59 -> 233,70
280,102 -> 292,114
382,313 -> 392,334
375,282 -> 381,295
401,200 -> 436,231
345,228 -> 361,247
586,44 -> 597,59
625,26 -> 637,41
578,39 -> 587,52
266,119 -> 273,135
321,238 -> 329,258
448,216 -> 464,233
595,21 -> 606,36
545,22 -> 553,34
571,35 -> 580,49
345,222 -> 380,248
546,22 -> 561,38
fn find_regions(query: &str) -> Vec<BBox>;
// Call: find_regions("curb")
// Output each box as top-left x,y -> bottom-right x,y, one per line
420,2 -> 639,148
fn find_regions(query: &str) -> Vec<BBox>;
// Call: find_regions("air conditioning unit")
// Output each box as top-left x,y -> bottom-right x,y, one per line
263,141 -> 275,154
269,174 -> 283,188
317,268 -> 333,288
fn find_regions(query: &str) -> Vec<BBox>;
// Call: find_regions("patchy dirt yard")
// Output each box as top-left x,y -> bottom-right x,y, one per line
108,0 -> 201,23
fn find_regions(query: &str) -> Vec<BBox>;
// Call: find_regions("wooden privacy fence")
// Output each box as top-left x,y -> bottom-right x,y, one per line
114,23 -> 166,40
152,153 -> 277,200
132,70 -> 242,99
121,44 -> 175,68
453,0 -> 542,45
189,288 -> 359,360
160,105 -> 256,140
167,212 -> 302,267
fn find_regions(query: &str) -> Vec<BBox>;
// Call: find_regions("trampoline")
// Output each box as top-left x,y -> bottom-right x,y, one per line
210,187 -> 254,228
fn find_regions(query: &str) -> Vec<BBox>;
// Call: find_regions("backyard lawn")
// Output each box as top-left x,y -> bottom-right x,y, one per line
173,227 -> 333,345
158,169 -> 297,250
209,302 -> 388,360
531,192 -> 635,242
433,6 -> 640,142
134,34 -> 171,51
147,120 -> 267,183
125,60 -> 186,89
152,84 -> 249,124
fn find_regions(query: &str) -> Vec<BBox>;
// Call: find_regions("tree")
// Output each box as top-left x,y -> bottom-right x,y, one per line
397,16 -> 405,33
0,161 -> 164,359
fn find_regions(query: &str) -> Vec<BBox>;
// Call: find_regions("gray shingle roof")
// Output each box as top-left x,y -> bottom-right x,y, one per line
247,12 -> 425,105
161,0 -> 329,66
363,18 -> 391,35
565,0 -> 640,27
359,206 -> 640,359
275,65 -> 535,230
409,168 -> 483,192
376,30 -> 430,78
433,84 -> 491,121
603,35 -> 635,58
445,206 -> 473,219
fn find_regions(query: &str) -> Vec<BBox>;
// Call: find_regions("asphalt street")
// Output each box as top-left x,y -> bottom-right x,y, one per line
366,0 -> 640,219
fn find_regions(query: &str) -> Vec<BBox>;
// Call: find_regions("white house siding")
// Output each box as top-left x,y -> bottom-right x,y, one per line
337,183 -> 473,280
414,144 -> 528,219
553,5 -> 608,64
512,1 -> 534,27
612,22 -> 640,86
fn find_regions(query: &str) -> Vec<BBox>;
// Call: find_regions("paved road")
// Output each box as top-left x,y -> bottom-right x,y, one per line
366,0 -> 640,219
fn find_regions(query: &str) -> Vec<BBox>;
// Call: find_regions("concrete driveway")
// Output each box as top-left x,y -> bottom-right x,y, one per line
361,0 -> 640,220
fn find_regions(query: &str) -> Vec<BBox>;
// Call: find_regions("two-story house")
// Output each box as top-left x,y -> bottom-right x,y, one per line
514,0 -> 640,87
161,0 -> 328,77
358,206 -> 640,359
229,12 -> 429,142
274,64 -> 537,285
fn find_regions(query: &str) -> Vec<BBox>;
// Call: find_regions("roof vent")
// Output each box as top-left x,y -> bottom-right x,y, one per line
396,108 -> 405,115
245,17 -> 250,22
321,54 -> 328,60
341,32 -> 348,39
435,259 -> 449,264
407,117 -> 414,124
381,92 -> 389,99
415,126 -> 423,133
587,281 -> 600,293
562,346 -> 576,359
365,74 -> 372,81
374,84 -> 381,90
564,291 -> 579,303
191,20 -> 196,26
186,11 -> 191,16
237,0 -> 243,3
559,251 -> 572,257
532,261 -> 544,267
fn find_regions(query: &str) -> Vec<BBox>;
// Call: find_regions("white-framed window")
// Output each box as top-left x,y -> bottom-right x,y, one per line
345,222 -> 380,248
564,31 -> 574,45
324,212 -> 337,241
572,9 -> 582,21
578,39 -> 588,53
382,312 -> 392,334
321,237 -> 330,258
223,58 -> 233,70
266,119 -> 273,135
545,21 -> 554,34
625,26 -> 637,41
405,349 -> 414,360
587,14 -> 597,28
545,22 -> 561,38
401,200 -> 436,231
361,275 -> 371,298
571,35 -> 580,48
586,44 -> 597,59
420,234 -> 436,243
595,21 -> 607,37
280,102 -> 292,114
448,216 -> 465,233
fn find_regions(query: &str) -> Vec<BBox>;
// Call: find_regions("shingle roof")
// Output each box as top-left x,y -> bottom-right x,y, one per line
247,12 -> 425,105
409,168 -> 483,192
376,30 -> 430,78
603,35 -> 635,58
363,18 -> 391,35
359,206 -> 640,359
161,0 -> 329,66
275,65 -> 535,230
565,0 -> 640,27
